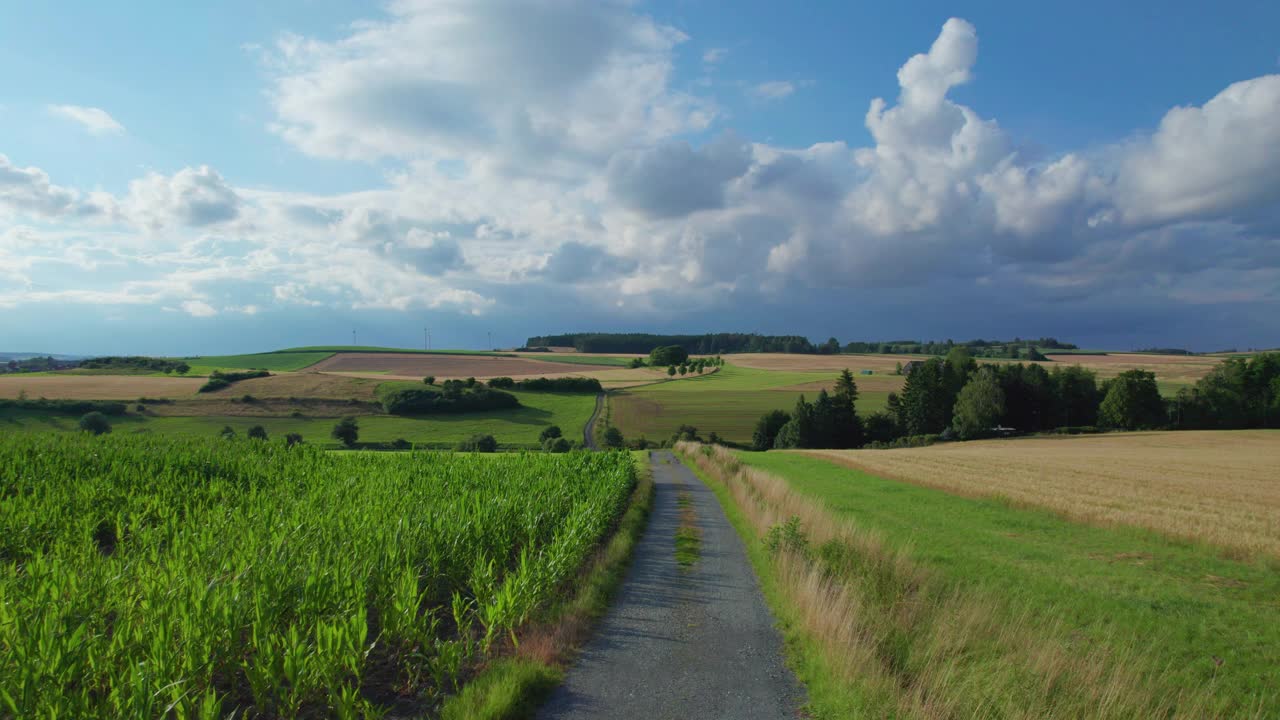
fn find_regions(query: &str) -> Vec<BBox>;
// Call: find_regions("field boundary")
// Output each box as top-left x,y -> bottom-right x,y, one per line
441,452 -> 655,719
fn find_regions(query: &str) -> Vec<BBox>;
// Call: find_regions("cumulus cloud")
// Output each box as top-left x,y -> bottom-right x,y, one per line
749,81 -> 795,101
606,133 -> 751,218
703,48 -> 728,65
4,12 -> 1280,343
124,166 -> 241,228
48,105 -> 125,135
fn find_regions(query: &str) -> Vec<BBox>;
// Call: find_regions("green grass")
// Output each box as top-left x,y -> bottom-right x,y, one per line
733,450 -> 1280,714
279,345 -> 511,356
181,351 -> 335,372
0,390 -> 596,449
612,364 -> 888,445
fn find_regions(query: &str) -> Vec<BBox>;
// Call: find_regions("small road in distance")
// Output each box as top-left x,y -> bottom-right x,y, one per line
538,450 -> 805,719
583,392 -> 604,450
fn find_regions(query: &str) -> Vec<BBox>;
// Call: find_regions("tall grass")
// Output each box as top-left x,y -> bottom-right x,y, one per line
0,434 -> 634,717
677,441 -> 1220,719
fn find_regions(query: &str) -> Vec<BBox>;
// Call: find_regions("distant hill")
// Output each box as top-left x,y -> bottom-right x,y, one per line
526,333 -> 817,354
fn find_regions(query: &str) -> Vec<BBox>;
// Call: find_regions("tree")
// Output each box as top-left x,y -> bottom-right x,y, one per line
220,425 -> 236,439
667,366 -> 676,377
628,357 -> 646,369
864,411 -> 899,444
175,362 -> 191,375
539,425 -> 563,442
943,346 -> 977,398
331,416 -> 360,447
751,409 -> 791,451
457,434 -> 498,452
649,345 -> 690,366
543,436 -> 571,453
1099,370 -> 1166,430
819,337 -> 841,355
285,432 -> 303,447
1049,366 -> 1100,428
247,425 -> 268,441
424,376 -> 436,385
953,368 -> 1005,439
678,365 -> 688,376
832,369 -> 865,448
774,395 -> 815,448
79,412 -> 111,435
603,426 -> 624,449
672,424 -> 701,442
897,359 -> 951,435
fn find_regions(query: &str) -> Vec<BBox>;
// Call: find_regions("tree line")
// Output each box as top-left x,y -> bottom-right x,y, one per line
526,332 -> 818,354
750,349 -> 1280,450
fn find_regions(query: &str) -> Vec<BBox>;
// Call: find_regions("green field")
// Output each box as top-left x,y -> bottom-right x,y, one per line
0,433 -> 635,717
730,450 -> 1280,715
611,364 -> 888,445
0,390 -> 596,449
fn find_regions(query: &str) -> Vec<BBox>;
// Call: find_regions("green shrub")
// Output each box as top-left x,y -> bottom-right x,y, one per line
514,377 -> 602,393
456,434 -> 498,452
78,412 -> 112,435
378,385 -> 519,415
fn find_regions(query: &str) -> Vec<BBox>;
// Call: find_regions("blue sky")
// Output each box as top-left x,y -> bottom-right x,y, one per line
2,1 -> 1279,354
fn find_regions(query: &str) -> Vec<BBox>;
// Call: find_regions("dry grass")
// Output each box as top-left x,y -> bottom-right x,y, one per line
679,442 -> 1209,719
310,353 -> 667,388
0,375 -> 203,399
799,430 -> 1280,558
203,372 -> 382,400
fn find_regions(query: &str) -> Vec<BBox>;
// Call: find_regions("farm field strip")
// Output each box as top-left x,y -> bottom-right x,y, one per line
1,390 -> 597,448
0,374 -> 204,400
181,351 -> 336,372
0,434 -> 636,717
708,444 -> 1280,716
796,430 -> 1280,558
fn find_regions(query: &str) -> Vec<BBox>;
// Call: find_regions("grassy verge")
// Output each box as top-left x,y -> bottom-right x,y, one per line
677,442 -> 1270,718
441,451 -> 655,719
674,488 -> 701,567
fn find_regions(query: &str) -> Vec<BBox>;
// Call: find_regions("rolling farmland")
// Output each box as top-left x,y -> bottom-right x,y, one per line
0,433 -> 636,717
797,430 -> 1280,557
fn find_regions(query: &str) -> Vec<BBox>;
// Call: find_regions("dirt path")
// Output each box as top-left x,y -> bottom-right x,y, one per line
538,451 -> 804,719
583,392 -> 604,450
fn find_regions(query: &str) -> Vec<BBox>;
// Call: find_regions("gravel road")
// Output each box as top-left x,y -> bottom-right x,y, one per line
583,392 -> 604,450
538,450 -> 805,719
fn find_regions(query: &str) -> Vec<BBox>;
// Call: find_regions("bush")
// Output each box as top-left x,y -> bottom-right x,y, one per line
649,345 -> 689,366
241,394 -> 257,404
539,425 -> 563,442
378,385 -> 519,415
247,425 -> 268,441
78,412 -> 112,435
488,376 -> 515,389
219,426 -> 236,439
135,404 -> 146,413
331,417 -> 359,448
603,426 -> 624,449
628,357 -> 646,369
465,377 -> 478,388
542,436 -> 571,453
752,409 -> 791,451
284,432 -> 304,446
424,376 -> 436,385
456,434 -> 497,452
199,377 -> 231,393
514,377 -> 603,393
391,438 -> 412,450
0,398 -> 127,416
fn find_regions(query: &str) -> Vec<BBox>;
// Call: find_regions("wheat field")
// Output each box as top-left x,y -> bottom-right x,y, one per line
798,430 -> 1280,558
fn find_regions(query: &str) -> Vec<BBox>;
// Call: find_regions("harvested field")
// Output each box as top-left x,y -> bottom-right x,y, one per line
313,352 -> 609,378
729,351 -> 1222,387
798,430 -> 1280,558
202,372 -> 381,400
0,374 -> 202,399
146,399 -> 381,418
311,353 -> 667,388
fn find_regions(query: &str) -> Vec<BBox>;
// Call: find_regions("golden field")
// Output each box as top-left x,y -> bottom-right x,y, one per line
0,375 -> 204,399
798,430 -> 1280,558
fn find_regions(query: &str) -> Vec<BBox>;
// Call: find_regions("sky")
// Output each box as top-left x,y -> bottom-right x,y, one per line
2,0 -> 1279,355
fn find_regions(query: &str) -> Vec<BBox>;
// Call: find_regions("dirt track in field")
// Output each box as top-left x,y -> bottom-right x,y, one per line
0,375 -> 204,399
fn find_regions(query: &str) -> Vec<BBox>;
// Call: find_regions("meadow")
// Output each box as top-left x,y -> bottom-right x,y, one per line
683,441 -> 1280,718
0,433 -> 636,717
611,364 -> 889,445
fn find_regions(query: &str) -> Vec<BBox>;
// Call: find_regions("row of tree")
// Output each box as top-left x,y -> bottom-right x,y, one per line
749,350 -> 1280,450
528,332 -> 817,354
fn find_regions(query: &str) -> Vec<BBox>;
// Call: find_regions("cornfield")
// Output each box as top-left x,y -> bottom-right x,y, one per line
0,433 -> 634,718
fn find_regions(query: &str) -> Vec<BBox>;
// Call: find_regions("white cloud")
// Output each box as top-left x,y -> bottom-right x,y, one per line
180,300 -> 218,317
124,166 -> 241,229
48,105 -> 125,135
0,154 -> 110,218
749,81 -> 795,101
702,48 -> 728,64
